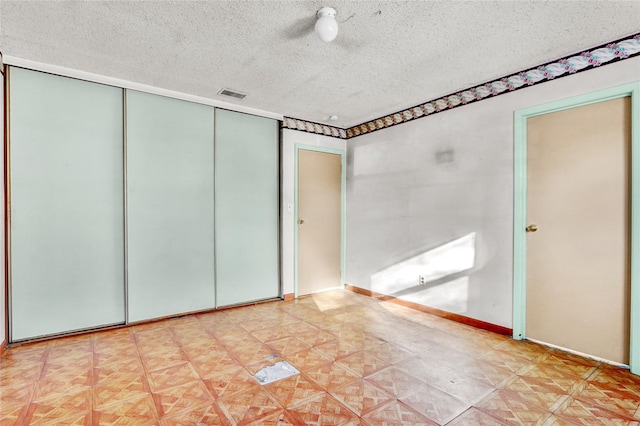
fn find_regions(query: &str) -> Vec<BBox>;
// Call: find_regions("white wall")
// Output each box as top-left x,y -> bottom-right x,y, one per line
281,129 -> 346,296
346,56 -> 640,328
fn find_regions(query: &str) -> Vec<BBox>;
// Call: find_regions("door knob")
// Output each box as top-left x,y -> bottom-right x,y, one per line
298,219 -> 304,226
526,224 -> 538,233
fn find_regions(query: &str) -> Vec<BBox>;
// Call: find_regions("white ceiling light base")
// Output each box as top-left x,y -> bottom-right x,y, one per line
315,7 -> 338,43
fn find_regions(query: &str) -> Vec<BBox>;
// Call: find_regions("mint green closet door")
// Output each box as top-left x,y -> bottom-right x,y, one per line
215,109 -> 280,306
127,91 -> 215,322
9,67 -> 125,341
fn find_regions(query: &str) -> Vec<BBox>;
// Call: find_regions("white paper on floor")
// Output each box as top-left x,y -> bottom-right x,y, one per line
253,360 -> 300,385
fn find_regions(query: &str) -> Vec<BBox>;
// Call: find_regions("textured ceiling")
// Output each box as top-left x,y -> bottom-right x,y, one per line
1,1 -> 639,128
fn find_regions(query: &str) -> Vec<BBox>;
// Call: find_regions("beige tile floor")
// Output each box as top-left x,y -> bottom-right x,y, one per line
0,289 -> 639,425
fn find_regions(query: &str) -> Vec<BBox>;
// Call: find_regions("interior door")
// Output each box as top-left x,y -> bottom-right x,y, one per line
298,149 -> 342,296
526,97 -> 631,364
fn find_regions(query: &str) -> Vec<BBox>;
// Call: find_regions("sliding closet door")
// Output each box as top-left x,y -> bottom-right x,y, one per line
215,109 -> 279,306
127,91 -> 215,322
9,67 -> 125,341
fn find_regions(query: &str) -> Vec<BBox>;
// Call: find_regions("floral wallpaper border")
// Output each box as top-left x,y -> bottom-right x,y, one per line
281,117 -> 347,139
283,33 -> 640,140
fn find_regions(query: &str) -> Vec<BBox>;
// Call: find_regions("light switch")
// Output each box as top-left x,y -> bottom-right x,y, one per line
287,203 -> 292,213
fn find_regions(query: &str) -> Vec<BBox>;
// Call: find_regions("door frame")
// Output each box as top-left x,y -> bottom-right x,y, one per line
294,144 -> 346,298
513,81 -> 640,374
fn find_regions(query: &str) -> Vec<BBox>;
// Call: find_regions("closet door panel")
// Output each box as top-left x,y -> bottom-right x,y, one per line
215,109 -> 279,306
9,67 -> 125,341
127,90 -> 215,322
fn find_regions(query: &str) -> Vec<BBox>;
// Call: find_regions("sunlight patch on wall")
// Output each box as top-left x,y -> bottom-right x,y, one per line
370,232 -> 475,313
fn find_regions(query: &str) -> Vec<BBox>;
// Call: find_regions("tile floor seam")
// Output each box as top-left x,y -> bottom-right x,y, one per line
123,327 -> 161,421
552,395 -> 640,424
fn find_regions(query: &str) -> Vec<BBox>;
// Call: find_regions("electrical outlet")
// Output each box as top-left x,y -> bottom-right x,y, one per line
418,275 -> 426,285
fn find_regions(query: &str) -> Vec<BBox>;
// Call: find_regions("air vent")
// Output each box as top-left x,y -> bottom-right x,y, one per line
218,88 -> 247,100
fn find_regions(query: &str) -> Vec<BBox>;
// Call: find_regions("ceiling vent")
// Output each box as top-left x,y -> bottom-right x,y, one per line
218,88 -> 247,100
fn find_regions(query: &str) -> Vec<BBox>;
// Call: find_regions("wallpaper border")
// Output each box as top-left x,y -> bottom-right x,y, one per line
283,33 -> 640,140
281,117 -> 347,139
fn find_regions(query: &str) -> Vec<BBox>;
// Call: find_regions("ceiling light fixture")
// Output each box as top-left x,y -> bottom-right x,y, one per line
315,7 -> 338,43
